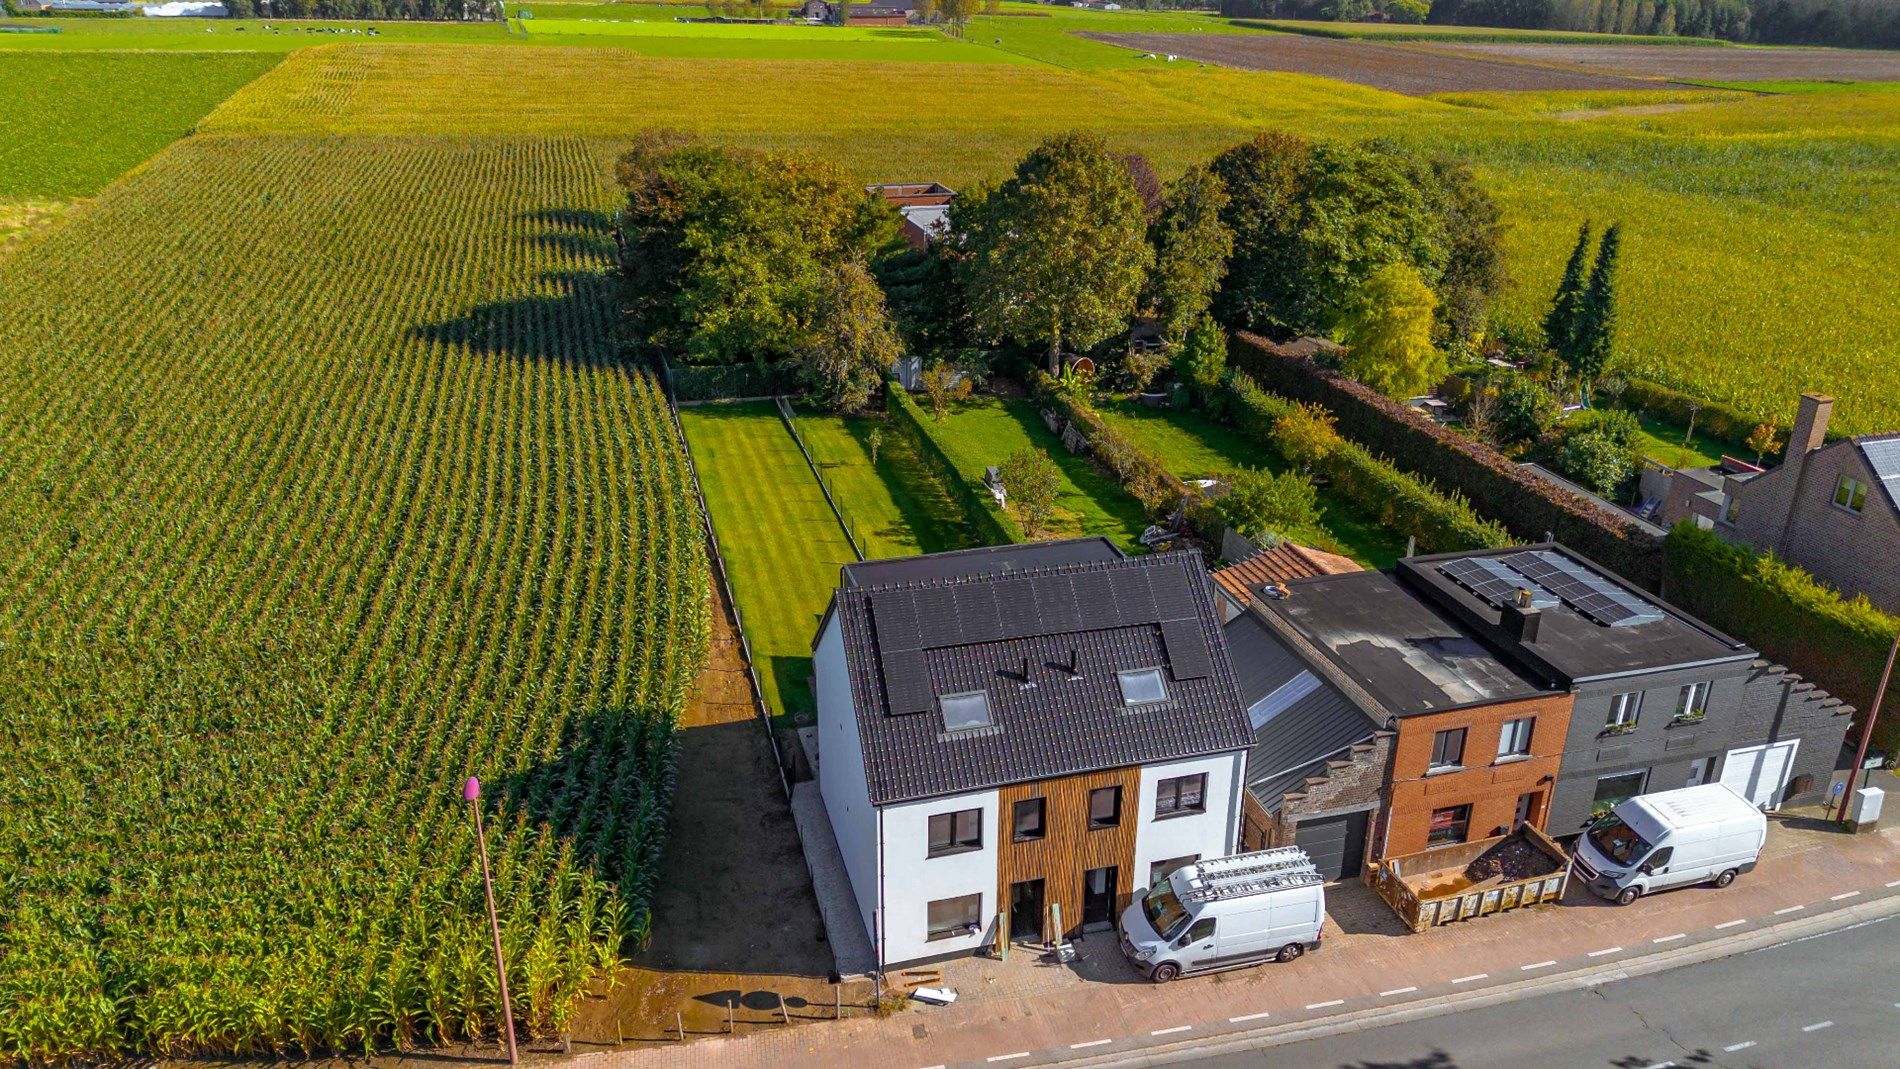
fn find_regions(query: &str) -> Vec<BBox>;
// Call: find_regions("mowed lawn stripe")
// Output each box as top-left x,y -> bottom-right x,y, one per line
792,406 -> 980,561
682,402 -> 857,719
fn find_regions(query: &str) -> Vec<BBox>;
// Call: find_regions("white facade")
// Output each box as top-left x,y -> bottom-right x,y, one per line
815,616 -> 878,942
1132,752 -> 1246,889
878,788 -> 1002,965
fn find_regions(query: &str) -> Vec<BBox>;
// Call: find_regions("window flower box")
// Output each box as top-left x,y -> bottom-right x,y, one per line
1598,723 -> 1639,738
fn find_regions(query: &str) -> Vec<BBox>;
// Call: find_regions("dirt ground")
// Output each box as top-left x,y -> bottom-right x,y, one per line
1425,42 -> 1900,83
1080,32 -> 1673,94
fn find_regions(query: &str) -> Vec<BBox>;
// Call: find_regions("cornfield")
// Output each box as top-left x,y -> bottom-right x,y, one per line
0,135 -> 709,1060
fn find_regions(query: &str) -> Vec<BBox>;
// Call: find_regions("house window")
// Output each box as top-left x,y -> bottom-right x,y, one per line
1593,769 -> 1649,813
1012,797 -> 1045,842
1154,774 -> 1207,819
1117,668 -> 1169,706
1607,691 -> 1643,730
1088,786 -> 1122,829
925,893 -> 983,942
1498,717 -> 1535,759
1149,854 -> 1199,889
926,808 -> 982,857
1720,494 -> 1741,525
1834,474 -> 1867,513
939,691 -> 992,732
1427,804 -> 1471,847
1429,727 -> 1467,770
1675,681 -> 1711,720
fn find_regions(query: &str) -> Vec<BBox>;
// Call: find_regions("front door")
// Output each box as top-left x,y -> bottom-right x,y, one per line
1081,865 -> 1118,931
1009,879 -> 1045,943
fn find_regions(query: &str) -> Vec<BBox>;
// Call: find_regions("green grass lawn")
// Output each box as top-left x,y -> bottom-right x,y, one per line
792,407 -> 979,560
1628,411 -> 1732,470
966,7 -> 1249,69
1094,399 -> 1407,568
680,402 -> 856,720
920,396 -> 1152,551
0,52 -> 280,196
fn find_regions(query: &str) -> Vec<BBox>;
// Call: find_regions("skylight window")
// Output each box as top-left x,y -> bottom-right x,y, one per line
1117,668 -> 1169,707
939,691 -> 993,732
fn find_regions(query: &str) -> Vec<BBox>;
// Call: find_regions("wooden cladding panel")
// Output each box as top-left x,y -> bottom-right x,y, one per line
996,766 -> 1140,943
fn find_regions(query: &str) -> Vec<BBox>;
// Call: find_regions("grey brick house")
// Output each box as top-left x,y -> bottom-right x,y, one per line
1398,545 -> 1855,834
1661,393 -> 1900,614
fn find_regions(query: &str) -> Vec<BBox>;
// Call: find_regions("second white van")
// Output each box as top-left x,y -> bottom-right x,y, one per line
1118,846 -> 1325,983
1574,782 -> 1768,906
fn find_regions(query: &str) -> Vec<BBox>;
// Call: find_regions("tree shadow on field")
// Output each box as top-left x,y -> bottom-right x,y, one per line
410,269 -> 623,368
521,208 -> 618,261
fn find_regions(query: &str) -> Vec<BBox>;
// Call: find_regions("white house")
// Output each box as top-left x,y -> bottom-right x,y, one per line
813,540 -> 1255,968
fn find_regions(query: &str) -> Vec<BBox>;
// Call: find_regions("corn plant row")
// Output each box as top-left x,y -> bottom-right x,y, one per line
0,135 -> 709,1061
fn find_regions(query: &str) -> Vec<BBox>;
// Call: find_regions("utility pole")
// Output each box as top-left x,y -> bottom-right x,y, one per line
464,777 -> 520,1065
1835,630 -> 1899,822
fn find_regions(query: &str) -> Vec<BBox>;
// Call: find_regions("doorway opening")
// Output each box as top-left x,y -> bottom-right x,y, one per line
1082,865 -> 1118,932
1009,878 -> 1045,943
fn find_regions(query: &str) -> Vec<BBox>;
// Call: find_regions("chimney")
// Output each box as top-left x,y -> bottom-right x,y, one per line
1501,588 -> 1542,643
1784,393 -> 1834,466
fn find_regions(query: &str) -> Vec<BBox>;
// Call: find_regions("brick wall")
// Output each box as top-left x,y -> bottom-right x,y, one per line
1776,446 -> 1900,614
1382,693 -> 1575,858
1243,734 -> 1393,851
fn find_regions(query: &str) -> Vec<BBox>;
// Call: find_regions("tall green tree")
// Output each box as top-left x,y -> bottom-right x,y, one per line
1543,221 -> 1592,365
1572,223 -> 1622,397
798,260 -> 902,412
960,133 -> 1152,374
1336,263 -> 1446,399
1423,156 -> 1506,346
1208,131 -> 1316,332
1146,164 -> 1233,344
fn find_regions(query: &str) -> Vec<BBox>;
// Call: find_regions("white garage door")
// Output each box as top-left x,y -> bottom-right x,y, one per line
1721,740 -> 1800,809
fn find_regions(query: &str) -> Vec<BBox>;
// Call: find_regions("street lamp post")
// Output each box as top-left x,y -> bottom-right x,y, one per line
464,776 -> 519,1065
1835,630 -> 1900,823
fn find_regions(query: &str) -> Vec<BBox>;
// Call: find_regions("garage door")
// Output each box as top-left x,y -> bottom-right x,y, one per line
1294,811 -> 1369,882
1721,740 -> 1800,809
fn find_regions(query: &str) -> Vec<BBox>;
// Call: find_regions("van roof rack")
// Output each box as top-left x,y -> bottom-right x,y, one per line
1180,846 -> 1324,903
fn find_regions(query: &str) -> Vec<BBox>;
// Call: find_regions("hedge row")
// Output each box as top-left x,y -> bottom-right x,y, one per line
1622,378 -> 1775,457
1231,332 -> 1664,587
884,381 -> 1021,546
1217,372 -> 1513,555
1027,373 -> 1220,540
1664,523 -> 1897,755
667,361 -> 799,404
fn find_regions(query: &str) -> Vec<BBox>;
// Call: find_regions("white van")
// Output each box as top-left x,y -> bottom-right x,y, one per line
1574,782 -> 1768,906
1118,846 -> 1325,983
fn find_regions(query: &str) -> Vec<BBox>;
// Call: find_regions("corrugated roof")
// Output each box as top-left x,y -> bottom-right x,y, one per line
834,550 -> 1252,805
1212,543 -> 1360,605
1225,613 -> 1381,811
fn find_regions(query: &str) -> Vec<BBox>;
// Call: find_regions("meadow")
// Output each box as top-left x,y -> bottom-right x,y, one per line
0,135 -> 708,1058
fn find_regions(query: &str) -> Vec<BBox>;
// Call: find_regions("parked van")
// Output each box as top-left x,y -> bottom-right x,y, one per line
1118,846 -> 1325,983
1574,783 -> 1768,906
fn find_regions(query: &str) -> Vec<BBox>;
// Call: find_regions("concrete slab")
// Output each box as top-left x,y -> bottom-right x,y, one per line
790,780 -> 877,978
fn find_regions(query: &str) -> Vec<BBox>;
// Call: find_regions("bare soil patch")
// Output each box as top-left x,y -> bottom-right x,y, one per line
1080,31 -> 1671,94
1424,42 -> 1900,82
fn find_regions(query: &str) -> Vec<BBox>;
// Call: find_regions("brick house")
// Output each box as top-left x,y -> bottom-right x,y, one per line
1660,393 -> 1900,613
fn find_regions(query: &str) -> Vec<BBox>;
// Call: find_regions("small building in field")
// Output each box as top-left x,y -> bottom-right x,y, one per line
846,3 -> 911,24
869,181 -> 956,250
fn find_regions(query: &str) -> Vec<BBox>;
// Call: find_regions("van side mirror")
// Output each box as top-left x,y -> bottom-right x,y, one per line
1173,935 -> 1190,950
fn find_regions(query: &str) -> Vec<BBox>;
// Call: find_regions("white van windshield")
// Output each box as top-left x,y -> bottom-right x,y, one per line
1142,886 -> 1191,941
1587,812 -> 1652,866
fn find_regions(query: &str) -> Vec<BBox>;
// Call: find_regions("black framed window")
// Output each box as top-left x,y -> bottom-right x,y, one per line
925,894 -> 982,941
1012,797 -> 1046,842
1427,804 -> 1471,847
1154,773 -> 1207,819
927,808 -> 982,857
1429,727 -> 1467,770
1088,786 -> 1122,829
1498,717 -> 1534,758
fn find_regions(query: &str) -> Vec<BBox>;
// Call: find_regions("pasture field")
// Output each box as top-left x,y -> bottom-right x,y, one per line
0,51 -> 280,195
197,43 -> 1900,432
0,134 -> 709,1059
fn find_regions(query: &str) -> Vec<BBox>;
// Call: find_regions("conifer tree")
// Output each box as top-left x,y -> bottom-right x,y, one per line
1573,223 -> 1622,401
1543,221 -> 1592,364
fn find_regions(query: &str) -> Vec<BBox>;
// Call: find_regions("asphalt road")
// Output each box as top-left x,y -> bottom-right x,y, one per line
1186,911 -> 1899,1069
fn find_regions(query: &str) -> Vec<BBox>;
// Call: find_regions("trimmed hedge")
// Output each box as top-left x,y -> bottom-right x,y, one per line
884,381 -> 1021,546
1027,373 -> 1219,540
667,361 -> 799,404
1217,372 -> 1513,555
1231,332 -> 1664,588
1622,378 -> 1772,456
1664,523 -> 1897,755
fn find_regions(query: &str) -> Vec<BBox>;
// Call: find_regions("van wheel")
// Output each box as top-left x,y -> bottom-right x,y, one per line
1151,962 -> 1180,983
1616,886 -> 1642,906
1713,869 -> 1737,888
1276,942 -> 1305,963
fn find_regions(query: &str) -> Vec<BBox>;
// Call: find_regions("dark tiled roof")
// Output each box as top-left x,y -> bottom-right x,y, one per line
1211,543 -> 1360,606
840,536 -> 1120,589
834,550 -> 1252,805
1225,613 -> 1380,811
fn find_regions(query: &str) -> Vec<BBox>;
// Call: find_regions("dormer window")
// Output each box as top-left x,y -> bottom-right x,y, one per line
939,691 -> 992,732
1117,668 -> 1168,706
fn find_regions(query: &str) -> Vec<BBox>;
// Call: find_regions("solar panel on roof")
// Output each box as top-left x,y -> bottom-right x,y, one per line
1031,574 -> 1085,634
991,577 -> 1044,641
1862,439 -> 1900,491
1111,571 -> 1159,627
882,648 -> 934,714
1161,617 -> 1214,680
1437,557 -> 1558,610
871,592 -> 921,653
1504,550 -> 1665,628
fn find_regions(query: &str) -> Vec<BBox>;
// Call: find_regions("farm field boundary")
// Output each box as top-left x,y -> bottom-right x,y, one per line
1423,40 -> 1900,82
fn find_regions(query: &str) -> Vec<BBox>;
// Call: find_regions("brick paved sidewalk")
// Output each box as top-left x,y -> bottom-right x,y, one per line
578,818 -> 1898,1069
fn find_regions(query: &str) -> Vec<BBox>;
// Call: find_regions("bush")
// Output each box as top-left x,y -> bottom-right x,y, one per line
1174,315 -> 1227,400
1665,524 -> 1898,754
667,361 -> 798,403
1557,428 -> 1639,499
1219,467 -> 1324,545
1271,400 -> 1340,470
1495,371 -> 1562,447
999,448 -> 1063,538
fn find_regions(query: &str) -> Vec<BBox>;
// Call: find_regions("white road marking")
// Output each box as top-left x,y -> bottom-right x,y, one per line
1380,986 -> 1418,997
1640,1061 -> 1676,1069
1521,960 -> 1556,971
987,1053 -> 1031,1063
1831,891 -> 1862,901
1305,1000 -> 1345,1010
1229,1011 -> 1273,1023
1715,919 -> 1748,929
1588,947 -> 1622,957
1775,905 -> 1806,915
1150,1026 -> 1191,1037
1803,1020 -> 1834,1033
1723,1041 -> 1756,1052
1451,974 -> 1488,984
1652,933 -> 1687,944
1887,879 -> 1900,888
1069,1039 -> 1111,1049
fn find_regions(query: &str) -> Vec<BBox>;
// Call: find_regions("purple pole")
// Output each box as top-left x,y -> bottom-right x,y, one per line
465,777 -> 519,1065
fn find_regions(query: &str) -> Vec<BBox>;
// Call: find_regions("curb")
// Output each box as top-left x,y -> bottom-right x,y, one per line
1049,889 -> 1900,1069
